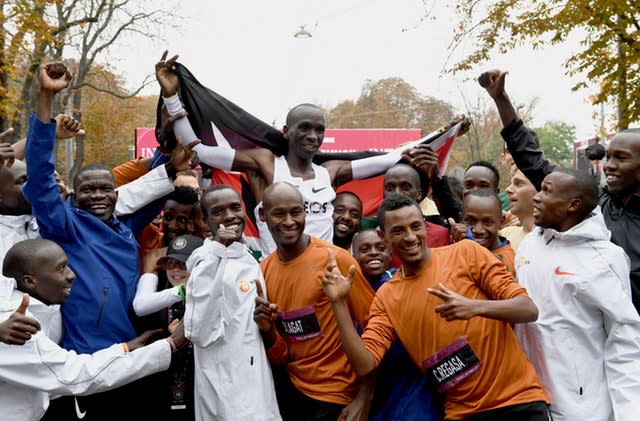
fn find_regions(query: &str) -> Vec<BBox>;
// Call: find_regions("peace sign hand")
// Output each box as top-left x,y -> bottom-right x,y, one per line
322,249 -> 355,304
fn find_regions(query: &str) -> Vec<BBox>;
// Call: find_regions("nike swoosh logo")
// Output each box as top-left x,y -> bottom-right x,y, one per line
312,186 -> 328,193
75,396 -> 87,419
554,266 -> 575,276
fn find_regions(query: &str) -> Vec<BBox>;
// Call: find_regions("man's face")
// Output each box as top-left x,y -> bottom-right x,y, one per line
283,106 -> 325,161
504,169 -> 536,218
353,230 -> 390,281
163,200 -> 194,243
72,169 -> 117,221
463,166 -> 498,197
203,188 -> 245,243
382,205 -> 428,272
462,195 -> 502,251
532,172 -> 573,231
332,194 -> 362,242
383,167 -> 421,201
260,186 -> 306,249
604,132 -> 640,197
30,243 -> 75,306
0,160 -> 31,215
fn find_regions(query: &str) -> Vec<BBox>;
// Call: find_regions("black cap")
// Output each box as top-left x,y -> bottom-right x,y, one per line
585,143 -> 606,160
157,234 -> 204,265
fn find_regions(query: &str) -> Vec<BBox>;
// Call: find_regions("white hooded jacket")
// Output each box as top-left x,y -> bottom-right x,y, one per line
0,280 -> 172,421
515,208 -> 640,421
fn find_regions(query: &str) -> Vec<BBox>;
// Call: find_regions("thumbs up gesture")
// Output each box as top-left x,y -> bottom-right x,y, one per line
0,293 -> 41,345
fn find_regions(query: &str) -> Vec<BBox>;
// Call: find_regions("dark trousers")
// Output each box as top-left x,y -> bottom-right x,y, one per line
455,401 -> 552,421
41,375 -> 165,421
272,365 -> 346,421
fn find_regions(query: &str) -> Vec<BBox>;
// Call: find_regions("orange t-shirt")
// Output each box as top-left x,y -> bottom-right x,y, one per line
111,158 -> 149,187
491,240 -> 516,277
362,239 -> 548,420
261,236 -> 375,405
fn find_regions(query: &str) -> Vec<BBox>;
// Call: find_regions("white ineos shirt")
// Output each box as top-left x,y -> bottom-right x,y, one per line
254,155 -> 336,257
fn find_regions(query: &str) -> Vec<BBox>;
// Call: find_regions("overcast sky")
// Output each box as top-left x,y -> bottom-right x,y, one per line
114,0 -> 610,141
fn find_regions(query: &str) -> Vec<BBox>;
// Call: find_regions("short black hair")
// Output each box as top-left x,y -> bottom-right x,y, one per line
72,164 -> 112,191
333,191 -> 363,209
466,160 -> 500,187
199,184 -> 238,218
553,168 -> 599,219
3,239 -> 56,280
377,193 -> 422,231
463,187 -> 502,213
167,185 -> 199,207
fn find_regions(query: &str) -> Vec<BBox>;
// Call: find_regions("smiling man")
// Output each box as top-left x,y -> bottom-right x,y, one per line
254,181 -> 375,421
0,239 -> 185,421
480,69 -> 640,314
322,193 -> 550,421
23,62 -> 193,420
514,168 -> 640,420
183,185 -> 281,421
332,191 -> 363,251
156,51 -> 429,257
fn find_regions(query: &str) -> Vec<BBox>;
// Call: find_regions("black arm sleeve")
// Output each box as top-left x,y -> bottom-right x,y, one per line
501,119 -> 556,191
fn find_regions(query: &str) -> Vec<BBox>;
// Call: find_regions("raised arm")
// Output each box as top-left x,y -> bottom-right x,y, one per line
478,70 -> 555,190
23,63 -> 73,241
154,50 -> 272,177
322,250 -> 383,376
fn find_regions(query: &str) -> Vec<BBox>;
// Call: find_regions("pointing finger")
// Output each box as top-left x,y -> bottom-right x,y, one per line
326,248 -> 338,271
255,280 -> 266,299
427,287 -> 448,300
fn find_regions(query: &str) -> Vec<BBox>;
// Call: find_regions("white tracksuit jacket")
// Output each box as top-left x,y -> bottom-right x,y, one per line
0,280 -> 172,421
184,239 -> 281,421
515,208 -> 640,421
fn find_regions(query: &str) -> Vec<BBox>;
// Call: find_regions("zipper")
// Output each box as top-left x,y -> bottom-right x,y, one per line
96,287 -> 109,327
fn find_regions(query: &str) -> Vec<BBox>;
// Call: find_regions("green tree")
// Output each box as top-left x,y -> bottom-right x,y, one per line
533,121 -> 576,168
449,0 -> 640,129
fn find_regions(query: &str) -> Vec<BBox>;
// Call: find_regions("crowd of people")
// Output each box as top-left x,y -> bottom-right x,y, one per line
0,52 -> 638,421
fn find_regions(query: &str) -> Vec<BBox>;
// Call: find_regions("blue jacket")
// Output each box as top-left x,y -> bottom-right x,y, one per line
369,268 -> 443,421
23,114 -> 152,353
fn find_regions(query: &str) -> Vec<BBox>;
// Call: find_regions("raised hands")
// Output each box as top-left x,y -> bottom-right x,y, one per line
0,293 -> 41,345
55,114 -> 86,140
155,50 -> 180,97
322,249 -> 355,304
478,70 -> 508,100
428,282 -> 479,321
39,62 -> 72,94
167,136 -> 200,173
403,144 -> 440,181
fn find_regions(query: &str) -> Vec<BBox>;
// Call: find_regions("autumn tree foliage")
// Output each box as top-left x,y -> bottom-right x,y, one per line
324,77 -> 455,135
449,0 -> 640,129
55,64 -> 157,175
0,0 -> 176,180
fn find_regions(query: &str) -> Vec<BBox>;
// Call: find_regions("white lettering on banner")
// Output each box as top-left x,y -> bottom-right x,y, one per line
432,356 -> 467,383
282,320 -> 304,335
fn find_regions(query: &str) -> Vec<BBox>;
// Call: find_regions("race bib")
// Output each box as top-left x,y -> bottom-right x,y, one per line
277,305 -> 322,342
421,337 -> 481,393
